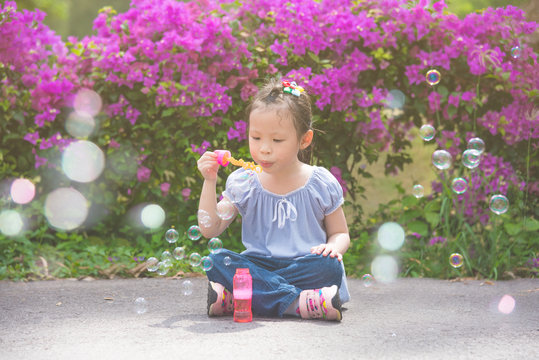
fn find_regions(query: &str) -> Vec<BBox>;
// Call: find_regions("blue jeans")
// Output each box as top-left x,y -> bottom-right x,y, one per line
205,249 -> 343,317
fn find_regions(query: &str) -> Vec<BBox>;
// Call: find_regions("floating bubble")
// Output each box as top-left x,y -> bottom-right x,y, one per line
161,250 -> 172,262
74,88 -> 102,117
182,280 -> 193,296
133,297 -> 148,314
62,140 -> 105,183
10,178 -> 35,205
385,89 -> 406,109
44,187 -> 88,231
451,178 -> 468,194
189,252 -> 202,267
223,256 -> 232,266
201,256 -> 214,271
467,137 -> 485,155
187,225 -> 202,241
173,247 -> 185,260
0,210 -> 24,236
377,222 -> 405,251
432,150 -> 452,170
362,274 -> 375,287
156,261 -> 169,276
412,184 -> 424,199
510,46 -> 521,59
449,253 -> 464,268
66,111 -> 96,138
197,209 -> 212,228
371,255 -> 399,283
419,124 -> 436,141
146,257 -> 159,272
497,294 -> 515,314
489,194 -> 509,215
462,149 -> 481,169
426,69 -> 441,86
216,199 -> 235,220
208,237 -> 223,254
165,228 -> 179,243
141,204 -> 165,229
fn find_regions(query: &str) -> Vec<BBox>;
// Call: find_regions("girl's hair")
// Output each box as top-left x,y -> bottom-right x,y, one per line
245,77 -> 313,164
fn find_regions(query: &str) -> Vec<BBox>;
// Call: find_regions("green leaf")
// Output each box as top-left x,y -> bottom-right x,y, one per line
425,212 -> 440,228
503,222 -> 521,236
308,51 -> 320,63
406,220 -> 429,236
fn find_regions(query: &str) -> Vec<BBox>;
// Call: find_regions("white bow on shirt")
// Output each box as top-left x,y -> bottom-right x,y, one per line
272,198 -> 297,229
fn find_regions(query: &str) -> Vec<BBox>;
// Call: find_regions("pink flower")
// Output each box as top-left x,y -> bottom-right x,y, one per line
109,139 -> 120,148
137,166 -> 151,182
181,188 -> 191,201
160,182 -> 170,197
330,166 -> 348,196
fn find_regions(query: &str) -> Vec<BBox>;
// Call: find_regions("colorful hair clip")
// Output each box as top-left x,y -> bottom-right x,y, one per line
282,80 -> 304,97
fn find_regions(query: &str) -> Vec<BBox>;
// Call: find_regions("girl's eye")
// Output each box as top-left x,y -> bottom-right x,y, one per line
250,136 -> 260,140
273,139 -> 284,143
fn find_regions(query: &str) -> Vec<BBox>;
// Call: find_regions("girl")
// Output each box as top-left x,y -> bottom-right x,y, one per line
197,78 -> 350,321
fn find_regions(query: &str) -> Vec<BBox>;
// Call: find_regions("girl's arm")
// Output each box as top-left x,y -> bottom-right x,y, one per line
197,151 -> 237,238
311,206 -> 350,261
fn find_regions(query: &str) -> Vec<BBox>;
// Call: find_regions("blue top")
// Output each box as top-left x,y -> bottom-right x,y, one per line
223,166 -> 350,302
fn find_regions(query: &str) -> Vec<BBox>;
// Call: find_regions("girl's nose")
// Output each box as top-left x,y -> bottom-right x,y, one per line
260,142 -> 271,154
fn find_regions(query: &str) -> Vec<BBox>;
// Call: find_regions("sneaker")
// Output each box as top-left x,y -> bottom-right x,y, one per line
207,281 -> 234,317
298,285 -> 342,321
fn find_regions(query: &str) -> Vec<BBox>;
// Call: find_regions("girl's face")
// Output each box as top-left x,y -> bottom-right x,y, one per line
248,107 -> 312,174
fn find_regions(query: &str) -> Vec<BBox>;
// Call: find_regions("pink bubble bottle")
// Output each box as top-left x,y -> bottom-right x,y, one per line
233,268 -> 252,322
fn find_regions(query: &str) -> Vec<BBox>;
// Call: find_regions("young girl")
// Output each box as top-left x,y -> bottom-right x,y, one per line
197,78 -> 350,321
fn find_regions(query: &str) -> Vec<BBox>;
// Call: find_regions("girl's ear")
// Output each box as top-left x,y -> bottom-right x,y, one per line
300,130 -> 313,149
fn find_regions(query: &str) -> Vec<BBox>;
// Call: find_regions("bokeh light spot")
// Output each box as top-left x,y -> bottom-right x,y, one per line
44,187 -> 88,231
10,178 -> 36,204
62,140 -> 105,183
140,204 -> 165,228
377,222 -> 405,251
0,210 -> 24,236
371,255 -> 399,283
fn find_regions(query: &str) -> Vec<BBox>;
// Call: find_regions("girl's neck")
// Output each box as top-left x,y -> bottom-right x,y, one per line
258,161 -> 313,195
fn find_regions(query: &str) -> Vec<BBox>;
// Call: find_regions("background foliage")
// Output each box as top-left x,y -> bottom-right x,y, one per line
1,0 -> 537,281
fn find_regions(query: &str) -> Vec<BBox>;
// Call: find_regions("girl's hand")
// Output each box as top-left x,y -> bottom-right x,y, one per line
197,151 -> 220,181
310,243 -> 343,262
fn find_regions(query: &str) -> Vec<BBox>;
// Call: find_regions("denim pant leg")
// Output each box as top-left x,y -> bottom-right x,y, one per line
206,249 -> 301,317
273,253 -> 343,290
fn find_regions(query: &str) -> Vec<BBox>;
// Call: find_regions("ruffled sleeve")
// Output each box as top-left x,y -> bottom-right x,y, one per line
310,167 -> 345,216
222,168 -> 254,215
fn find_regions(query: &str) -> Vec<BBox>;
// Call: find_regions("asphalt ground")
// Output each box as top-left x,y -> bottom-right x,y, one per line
0,277 -> 538,360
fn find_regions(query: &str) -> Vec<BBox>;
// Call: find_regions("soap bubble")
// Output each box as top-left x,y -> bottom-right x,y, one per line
385,89 -> 406,109
62,140 -> 105,183
173,247 -> 185,260
449,253 -> 464,268
362,274 -> 375,287
432,150 -> 452,170
66,111 -> 95,138
165,228 -> 179,243
0,210 -> 24,236
216,199 -> 235,220
412,184 -> 424,199
74,88 -> 102,116
419,124 -> 436,141
187,225 -> 202,241
497,294 -> 516,314
510,46 -> 521,59
141,204 -> 165,229
161,250 -> 172,262
133,297 -> 148,314
208,237 -> 223,254
377,222 -> 405,251
223,256 -> 232,266
489,194 -> 509,215
44,187 -> 88,231
462,149 -> 481,169
10,178 -> 35,204
371,255 -> 399,283
146,257 -> 159,272
451,178 -> 468,194
467,137 -> 485,154
197,209 -> 212,228
425,69 -> 441,86
182,280 -> 193,296
201,256 -> 214,271
189,252 -> 202,267
156,261 -> 169,276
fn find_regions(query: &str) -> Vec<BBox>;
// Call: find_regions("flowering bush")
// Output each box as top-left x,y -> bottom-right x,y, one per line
0,0 -> 537,279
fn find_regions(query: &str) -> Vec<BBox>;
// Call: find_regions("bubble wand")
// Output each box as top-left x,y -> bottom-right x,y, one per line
214,150 -> 262,173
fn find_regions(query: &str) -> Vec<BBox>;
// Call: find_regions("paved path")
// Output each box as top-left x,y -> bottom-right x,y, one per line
0,277 -> 537,359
